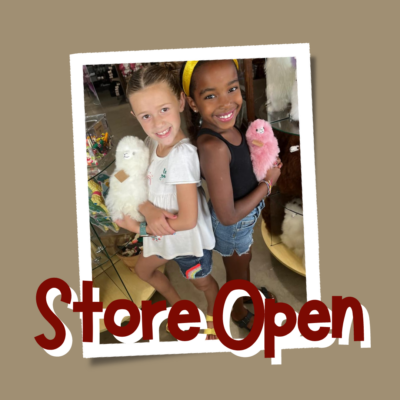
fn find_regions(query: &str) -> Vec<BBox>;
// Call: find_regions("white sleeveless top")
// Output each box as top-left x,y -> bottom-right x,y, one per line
143,137 -> 215,259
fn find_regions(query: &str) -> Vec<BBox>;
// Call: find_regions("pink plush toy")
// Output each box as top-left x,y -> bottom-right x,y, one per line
246,119 -> 280,181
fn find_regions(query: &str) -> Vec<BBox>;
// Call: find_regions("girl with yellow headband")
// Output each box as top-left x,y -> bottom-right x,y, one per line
181,59 -> 282,331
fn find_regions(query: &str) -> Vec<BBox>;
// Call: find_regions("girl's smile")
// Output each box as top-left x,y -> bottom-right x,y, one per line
154,126 -> 172,138
215,108 -> 236,122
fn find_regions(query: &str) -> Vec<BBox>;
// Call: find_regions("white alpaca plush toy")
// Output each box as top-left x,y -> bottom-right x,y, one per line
280,199 -> 305,264
265,57 -> 296,113
290,78 -> 299,121
105,136 -> 149,222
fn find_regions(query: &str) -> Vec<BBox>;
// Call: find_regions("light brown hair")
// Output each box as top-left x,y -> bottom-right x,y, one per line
126,62 -> 182,102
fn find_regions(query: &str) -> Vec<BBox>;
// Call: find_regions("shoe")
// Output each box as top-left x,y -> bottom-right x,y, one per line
203,315 -> 218,340
243,287 -> 277,304
232,310 -> 254,332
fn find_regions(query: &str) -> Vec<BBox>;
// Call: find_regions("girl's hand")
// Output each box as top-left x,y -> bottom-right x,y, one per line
140,203 -> 177,236
272,156 -> 283,169
115,214 -> 141,233
264,166 -> 282,186
263,156 -> 282,186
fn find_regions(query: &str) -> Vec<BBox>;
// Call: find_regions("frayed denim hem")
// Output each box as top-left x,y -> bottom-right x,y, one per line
212,239 -> 254,257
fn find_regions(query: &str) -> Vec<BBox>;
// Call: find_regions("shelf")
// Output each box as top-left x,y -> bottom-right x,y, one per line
257,103 -> 300,136
257,103 -> 289,122
261,222 -> 305,277
271,118 -> 299,136
91,236 -> 120,270
90,225 -> 134,270
269,191 -> 303,216
92,224 -> 132,239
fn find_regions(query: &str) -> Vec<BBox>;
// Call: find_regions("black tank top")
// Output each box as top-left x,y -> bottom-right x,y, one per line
198,127 -> 258,201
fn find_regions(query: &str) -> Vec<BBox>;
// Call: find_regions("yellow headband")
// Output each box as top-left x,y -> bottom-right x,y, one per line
182,59 -> 239,97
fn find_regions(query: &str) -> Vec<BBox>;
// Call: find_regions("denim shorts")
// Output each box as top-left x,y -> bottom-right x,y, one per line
157,249 -> 213,280
209,199 -> 265,257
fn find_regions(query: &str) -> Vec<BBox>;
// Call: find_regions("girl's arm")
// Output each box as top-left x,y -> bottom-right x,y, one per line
168,183 -> 198,231
138,201 -> 177,236
118,184 -> 198,234
199,136 -> 280,226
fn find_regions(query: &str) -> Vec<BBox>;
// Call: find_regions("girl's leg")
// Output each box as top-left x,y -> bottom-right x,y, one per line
222,249 -> 254,330
135,254 -> 181,306
190,274 -> 219,340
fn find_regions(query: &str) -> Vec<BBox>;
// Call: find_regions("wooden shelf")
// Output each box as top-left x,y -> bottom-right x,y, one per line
261,222 -> 306,277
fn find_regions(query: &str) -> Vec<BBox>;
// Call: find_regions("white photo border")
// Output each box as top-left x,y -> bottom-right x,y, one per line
70,44 -> 319,360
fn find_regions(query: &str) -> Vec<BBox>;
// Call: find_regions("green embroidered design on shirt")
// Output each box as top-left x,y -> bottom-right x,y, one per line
159,168 -> 167,180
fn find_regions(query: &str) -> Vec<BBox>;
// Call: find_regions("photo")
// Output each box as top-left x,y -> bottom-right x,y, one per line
76,48 -> 316,354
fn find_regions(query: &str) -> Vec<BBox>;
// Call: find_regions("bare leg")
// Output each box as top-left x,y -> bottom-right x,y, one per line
135,254 -> 181,306
190,274 -> 219,340
222,248 -> 254,330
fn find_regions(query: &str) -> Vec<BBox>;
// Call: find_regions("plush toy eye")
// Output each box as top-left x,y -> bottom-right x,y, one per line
256,127 -> 265,134
123,152 -> 131,159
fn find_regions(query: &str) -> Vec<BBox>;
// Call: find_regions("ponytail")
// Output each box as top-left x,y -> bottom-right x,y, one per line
184,102 -> 202,146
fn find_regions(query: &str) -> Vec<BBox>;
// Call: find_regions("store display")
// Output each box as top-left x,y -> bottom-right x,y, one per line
265,57 -> 299,122
119,63 -> 133,78
92,231 -> 133,269
261,127 -> 304,267
280,199 -> 304,263
83,65 -> 101,105
262,129 -> 302,232
290,77 -> 299,121
245,119 -> 280,181
107,65 -> 116,80
118,236 -> 143,257
108,81 -> 121,97
118,63 -> 141,81
115,82 -> 121,97
105,136 -> 149,222
85,113 -> 112,166
88,179 -> 109,213
89,174 -> 120,233
86,132 -> 110,165
275,132 -> 301,197
263,190 -> 294,236
265,57 -> 296,112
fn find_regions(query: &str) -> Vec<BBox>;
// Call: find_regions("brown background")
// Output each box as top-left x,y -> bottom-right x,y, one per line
3,1 -> 399,398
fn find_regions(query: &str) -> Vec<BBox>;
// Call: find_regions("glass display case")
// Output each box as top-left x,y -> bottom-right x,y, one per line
83,65 -> 103,116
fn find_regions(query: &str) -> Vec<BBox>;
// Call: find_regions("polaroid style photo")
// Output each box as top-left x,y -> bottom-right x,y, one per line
70,44 -> 319,363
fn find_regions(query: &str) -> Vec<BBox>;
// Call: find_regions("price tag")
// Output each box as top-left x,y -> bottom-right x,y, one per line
115,170 -> 129,183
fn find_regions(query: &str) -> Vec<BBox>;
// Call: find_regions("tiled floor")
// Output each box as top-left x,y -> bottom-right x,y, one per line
94,78 -> 307,344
